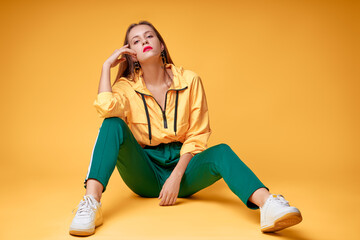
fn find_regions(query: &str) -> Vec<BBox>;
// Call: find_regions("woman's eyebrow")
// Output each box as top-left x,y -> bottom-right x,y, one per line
131,31 -> 153,41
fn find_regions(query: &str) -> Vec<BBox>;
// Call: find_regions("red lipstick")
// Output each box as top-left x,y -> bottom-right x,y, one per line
143,46 -> 153,52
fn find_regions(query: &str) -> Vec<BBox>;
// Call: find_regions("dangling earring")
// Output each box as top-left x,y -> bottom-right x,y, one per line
134,61 -> 140,74
161,50 -> 167,65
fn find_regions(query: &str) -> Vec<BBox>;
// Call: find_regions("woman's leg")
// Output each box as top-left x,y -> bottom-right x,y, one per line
85,179 -> 103,202
178,143 -> 269,209
71,117 -> 162,236
249,187 -> 271,208
83,117 -> 162,200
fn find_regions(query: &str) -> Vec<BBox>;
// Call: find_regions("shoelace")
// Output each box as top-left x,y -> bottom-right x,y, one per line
72,195 -> 98,216
271,194 -> 290,206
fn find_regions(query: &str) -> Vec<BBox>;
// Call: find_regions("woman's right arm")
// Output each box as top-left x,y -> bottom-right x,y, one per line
98,63 -> 112,93
94,45 -> 137,118
98,44 -> 137,94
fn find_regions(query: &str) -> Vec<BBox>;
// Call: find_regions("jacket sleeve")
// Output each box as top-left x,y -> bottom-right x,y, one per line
180,75 -> 212,157
93,83 -> 130,120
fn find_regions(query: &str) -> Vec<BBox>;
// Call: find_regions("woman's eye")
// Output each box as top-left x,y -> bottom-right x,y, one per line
133,35 -> 152,44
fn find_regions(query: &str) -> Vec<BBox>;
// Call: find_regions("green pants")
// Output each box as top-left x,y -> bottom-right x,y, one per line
84,117 -> 269,210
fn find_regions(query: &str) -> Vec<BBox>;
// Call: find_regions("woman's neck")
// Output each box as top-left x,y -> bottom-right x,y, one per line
140,60 -> 171,88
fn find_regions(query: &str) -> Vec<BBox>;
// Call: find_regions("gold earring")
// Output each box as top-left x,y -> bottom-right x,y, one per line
161,50 -> 167,65
134,61 -> 140,74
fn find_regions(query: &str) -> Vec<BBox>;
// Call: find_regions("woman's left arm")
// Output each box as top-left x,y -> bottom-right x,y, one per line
179,75 -> 212,157
158,152 -> 193,206
172,152 -> 193,177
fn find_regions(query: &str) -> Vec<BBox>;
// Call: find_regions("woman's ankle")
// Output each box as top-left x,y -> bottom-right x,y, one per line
85,179 -> 104,203
85,193 -> 102,203
249,188 -> 271,208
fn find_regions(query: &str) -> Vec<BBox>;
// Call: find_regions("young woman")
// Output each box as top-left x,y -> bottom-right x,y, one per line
69,20 -> 302,236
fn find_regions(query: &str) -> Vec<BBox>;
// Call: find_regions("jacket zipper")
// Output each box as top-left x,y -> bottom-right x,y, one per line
135,86 -> 188,129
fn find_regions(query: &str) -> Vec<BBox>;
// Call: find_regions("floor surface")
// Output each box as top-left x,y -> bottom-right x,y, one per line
1,164 -> 358,240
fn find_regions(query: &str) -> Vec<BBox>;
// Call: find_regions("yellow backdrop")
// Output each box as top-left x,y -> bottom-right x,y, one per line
1,0 -> 359,239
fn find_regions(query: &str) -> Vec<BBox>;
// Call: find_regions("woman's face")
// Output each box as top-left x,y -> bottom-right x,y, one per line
128,24 -> 164,63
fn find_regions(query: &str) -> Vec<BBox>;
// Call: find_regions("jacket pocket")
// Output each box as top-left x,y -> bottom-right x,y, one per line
129,113 -> 150,144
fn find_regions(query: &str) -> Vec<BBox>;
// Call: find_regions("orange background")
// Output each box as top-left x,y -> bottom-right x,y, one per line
1,0 -> 359,239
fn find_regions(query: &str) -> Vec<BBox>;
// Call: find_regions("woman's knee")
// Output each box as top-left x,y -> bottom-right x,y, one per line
208,143 -> 238,163
102,117 -> 127,128
213,143 -> 233,153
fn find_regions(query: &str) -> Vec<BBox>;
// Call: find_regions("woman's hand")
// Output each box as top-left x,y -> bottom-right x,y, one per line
104,44 -> 137,68
158,174 -> 182,206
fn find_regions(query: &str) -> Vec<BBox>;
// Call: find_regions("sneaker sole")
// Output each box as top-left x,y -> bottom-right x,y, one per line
69,228 -> 95,236
261,212 -> 302,233
69,221 -> 103,236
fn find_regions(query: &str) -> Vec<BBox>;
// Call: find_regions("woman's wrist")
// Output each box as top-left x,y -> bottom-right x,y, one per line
103,62 -> 111,69
170,170 -> 184,179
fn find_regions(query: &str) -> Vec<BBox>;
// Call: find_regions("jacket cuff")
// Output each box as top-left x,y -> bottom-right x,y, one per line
180,143 -> 201,157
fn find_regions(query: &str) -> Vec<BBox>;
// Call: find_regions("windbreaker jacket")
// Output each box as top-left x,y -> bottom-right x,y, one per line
93,63 -> 212,157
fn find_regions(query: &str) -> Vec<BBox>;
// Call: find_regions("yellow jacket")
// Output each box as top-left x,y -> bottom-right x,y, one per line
93,63 -> 212,157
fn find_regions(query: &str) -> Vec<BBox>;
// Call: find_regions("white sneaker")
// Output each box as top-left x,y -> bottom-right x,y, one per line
260,194 -> 302,233
69,195 -> 103,236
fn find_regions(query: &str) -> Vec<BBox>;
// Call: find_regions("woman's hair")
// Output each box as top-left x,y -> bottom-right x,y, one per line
113,20 -> 174,86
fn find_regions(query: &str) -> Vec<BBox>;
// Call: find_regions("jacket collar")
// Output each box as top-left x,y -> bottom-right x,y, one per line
132,63 -> 188,95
